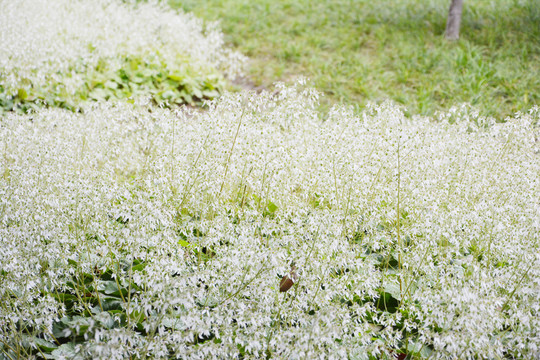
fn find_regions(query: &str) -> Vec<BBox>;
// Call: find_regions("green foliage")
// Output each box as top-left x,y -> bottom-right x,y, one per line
0,55 -> 225,114
3,259 -> 148,359
170,0 -> 539,118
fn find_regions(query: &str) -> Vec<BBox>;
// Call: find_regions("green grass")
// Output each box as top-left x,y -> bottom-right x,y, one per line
170,0 -> 539,118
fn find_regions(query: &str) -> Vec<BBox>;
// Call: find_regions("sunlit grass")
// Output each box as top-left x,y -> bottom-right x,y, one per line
171,0 -> 539,117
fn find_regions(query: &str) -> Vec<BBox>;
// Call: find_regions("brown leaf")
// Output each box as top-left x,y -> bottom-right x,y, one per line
280,275 -> 294,292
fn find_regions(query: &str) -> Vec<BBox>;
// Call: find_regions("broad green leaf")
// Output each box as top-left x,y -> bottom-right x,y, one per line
162,90 -> 176,99
168,73 -> 185,82
192,87 -> 203,99
101,297 -> 123,311
32,337 -> 58,352
178,239 -> 192,248
50,343 -> 82,360
267,201 -> 278,213
17,88 -> 28,100
50,292 -> 77,304
162,317 -> 186,330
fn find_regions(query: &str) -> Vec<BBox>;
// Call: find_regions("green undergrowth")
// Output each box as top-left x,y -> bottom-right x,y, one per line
3,258 -> 146,359
0,55 -> 225,114
3,214 -> 432,360
170,0 -> 539,117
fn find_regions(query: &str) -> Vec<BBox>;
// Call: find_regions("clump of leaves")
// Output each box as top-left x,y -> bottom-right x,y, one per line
0,54 -> 225,114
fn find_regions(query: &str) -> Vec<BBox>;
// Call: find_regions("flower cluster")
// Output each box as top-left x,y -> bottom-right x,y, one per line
1,80 -> 538,358
0,0 -> 246,111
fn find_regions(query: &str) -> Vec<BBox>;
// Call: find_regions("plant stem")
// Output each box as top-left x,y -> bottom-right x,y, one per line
218,263 -> 267,306
219,107 -> 245,196
501,259 -> 534,311
397,137 -> 403,297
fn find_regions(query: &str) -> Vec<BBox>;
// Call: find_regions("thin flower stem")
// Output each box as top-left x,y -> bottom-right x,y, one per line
219,107 -> 246,197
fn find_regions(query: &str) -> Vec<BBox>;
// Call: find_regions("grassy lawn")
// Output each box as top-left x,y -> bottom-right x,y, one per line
171,0 -> 539,117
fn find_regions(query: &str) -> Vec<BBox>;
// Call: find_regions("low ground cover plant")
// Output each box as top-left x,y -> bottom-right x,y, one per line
0,0 -> 245,113
1,82 -> 539,359
1,0 -> 539,358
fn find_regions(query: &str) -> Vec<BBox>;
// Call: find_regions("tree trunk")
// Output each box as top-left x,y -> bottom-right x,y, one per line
445,0 -> 463,40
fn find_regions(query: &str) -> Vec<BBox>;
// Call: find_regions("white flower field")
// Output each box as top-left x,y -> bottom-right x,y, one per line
0,0 -> 539,359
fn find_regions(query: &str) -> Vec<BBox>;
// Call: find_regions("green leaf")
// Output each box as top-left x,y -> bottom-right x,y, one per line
162,317 -> 187,330
17,88 -> 28,100
101,296 -> 123,311
32,337 -> 58,352
180,92 -> 192,104
67,259 -> 78,267
383,281 -> 401,300
376,288 -> 400,314
161,90 -> 176,100
192,87 -> 203,99
128,310 -> 145,324
50,343 -> 82,360
104,80 -> 118,89
132,262 -> 147,272
62,316 -> 92,336
89,87 -> 108,100
267,201 -> 278,214
52,317 -> 72,339
203,89 -> 220,98
168,73 -> 185,82
101,280 -> 125,297
50,292 -> 77,304
103,310 -> 125,327
178,239 -> 192,248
